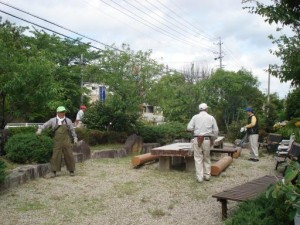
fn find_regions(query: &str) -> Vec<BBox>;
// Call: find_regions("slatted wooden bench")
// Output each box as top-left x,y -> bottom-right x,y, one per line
212,175 -> 280,219
260,133 -> 282,153
275,142 -> 300,170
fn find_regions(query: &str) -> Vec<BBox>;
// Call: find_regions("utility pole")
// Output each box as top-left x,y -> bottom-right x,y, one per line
267,73 -> 270,104
214,37 -> 224,69
80,54 -> 84,104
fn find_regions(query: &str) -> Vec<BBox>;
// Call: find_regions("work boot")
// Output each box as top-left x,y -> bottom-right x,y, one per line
45,171 -> 56,179
204,176 -> 210,181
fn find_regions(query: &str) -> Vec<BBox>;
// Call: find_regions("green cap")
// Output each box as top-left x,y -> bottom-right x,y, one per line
56,106 -> 66,112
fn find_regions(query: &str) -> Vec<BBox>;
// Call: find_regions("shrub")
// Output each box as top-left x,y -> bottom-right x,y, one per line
7,126 -> 37,136
225,192 -> 293,225
136,122 -> 192,145
85,129 -> 105,146
0,158 -> 7,184
84,129 -> 127,146
5,133 -> 53,164
266,161 -> 300,221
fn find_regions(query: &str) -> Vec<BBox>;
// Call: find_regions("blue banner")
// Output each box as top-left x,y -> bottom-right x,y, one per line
99,86 -> 106,102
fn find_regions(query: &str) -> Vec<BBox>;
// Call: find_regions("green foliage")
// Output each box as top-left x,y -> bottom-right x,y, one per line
146,72 -> 199,123
266,161 -> 300,219
201,69 -> 263,132
0,158 -> 7,184
136,122 -> 192,145
286,88 -> 300,119
263,93 -> 286,131
83,101 -> 139,132
7,126 -> 37,136
84,129 -> 127,146
274,118 -> 300,141
4,133 -> 53,164
244,1 -> 300,86
225,192 -> 293,225
0,19 -> 100,122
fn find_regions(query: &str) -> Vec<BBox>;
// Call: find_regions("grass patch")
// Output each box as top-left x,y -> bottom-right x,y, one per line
148,208 -> 166,217
89,144 -> 124,151
16,201 -> 46,212
0,156 -> 19,170
113,181 -> 140,197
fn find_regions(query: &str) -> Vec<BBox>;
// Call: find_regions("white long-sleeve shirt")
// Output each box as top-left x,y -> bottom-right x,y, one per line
187,111 -> 219,137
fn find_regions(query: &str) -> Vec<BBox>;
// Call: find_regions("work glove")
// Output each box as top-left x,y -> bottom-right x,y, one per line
74,137 -> 78,144
240,127 -> 246,133
36,128 -> 42,135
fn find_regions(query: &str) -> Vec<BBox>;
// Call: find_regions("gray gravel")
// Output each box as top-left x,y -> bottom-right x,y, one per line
0,148 -> 281,225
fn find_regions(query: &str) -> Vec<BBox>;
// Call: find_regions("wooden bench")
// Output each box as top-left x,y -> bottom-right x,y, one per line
150,141 -> 238,171
212,175 -> 280,219
275,142 -> 300,170
260,133 -> 282,153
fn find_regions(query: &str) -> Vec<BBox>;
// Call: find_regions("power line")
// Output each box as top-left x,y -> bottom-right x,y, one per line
131,0 -> 216,51
98,0 -> 216,52
0,9 -> 106,52
0,1 -> 124,52
155,0 -> 216,42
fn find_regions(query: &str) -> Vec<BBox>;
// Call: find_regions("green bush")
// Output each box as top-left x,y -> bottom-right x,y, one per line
136,122 -> 192,145
0,158 -> 7,184
275,118 -> 300,141
7,126 -> 37,136
225,192 -> 293,225
4,133 -> 53,164
84,129 -> 127,146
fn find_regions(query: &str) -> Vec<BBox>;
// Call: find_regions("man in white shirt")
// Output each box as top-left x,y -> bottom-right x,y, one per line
187,103 -> 219,183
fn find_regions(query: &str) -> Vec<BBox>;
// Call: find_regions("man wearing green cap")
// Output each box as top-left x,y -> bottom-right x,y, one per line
36,106 -> 78,178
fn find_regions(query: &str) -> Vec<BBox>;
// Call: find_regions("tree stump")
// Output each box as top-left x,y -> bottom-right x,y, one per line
123,134 -> 143,154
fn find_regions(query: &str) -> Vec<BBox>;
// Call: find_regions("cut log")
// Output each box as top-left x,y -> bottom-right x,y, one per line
132,153 -> 159,167
211,156 -> 233,176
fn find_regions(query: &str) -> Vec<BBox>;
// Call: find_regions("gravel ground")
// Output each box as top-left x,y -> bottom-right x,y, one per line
0,147 -> 282,225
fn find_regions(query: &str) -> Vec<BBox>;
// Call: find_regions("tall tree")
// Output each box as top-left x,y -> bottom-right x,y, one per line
0,19 -> 100,122
243,0 -> 300,86
199,69 -> 264,132
86,44 -> 164,130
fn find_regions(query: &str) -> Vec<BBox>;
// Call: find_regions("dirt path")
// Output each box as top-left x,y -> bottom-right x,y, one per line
0,147 -> 281,225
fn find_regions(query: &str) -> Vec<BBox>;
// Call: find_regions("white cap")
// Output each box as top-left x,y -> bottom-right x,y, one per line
199,103 -> 208,110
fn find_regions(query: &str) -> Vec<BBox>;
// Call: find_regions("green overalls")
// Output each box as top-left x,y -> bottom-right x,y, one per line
51,123 -> 75,172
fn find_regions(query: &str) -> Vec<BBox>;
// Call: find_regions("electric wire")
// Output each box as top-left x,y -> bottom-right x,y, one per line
0,9 -> 106,52
0,0 -> 242,71
98,0 -> 217,53
0,1 -> 123,52
155,0 -> 215,42
131,0 -> 216,51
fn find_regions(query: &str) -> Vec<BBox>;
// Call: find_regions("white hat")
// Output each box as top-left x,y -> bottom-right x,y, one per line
199,103 -> 208,110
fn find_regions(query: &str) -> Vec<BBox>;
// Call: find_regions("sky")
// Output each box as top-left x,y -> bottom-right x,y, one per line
0,0 -> 293,98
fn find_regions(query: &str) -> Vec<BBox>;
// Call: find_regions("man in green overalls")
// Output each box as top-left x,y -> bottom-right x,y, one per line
36,106 -> 78,178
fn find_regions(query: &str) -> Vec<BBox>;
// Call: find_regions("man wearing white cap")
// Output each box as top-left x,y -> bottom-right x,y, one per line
187,103 -> 219,183
36,106 -> 78,178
